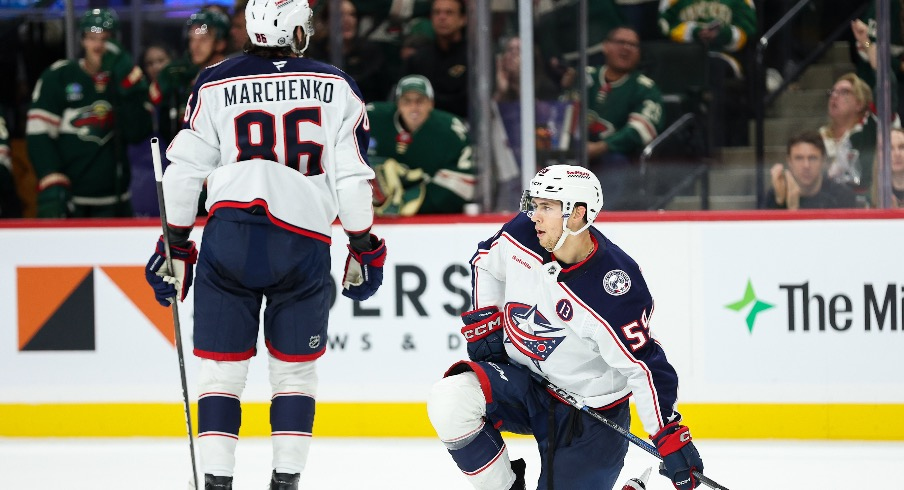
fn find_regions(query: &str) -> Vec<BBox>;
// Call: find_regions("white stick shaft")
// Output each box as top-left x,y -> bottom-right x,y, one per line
151,137 -> 164,182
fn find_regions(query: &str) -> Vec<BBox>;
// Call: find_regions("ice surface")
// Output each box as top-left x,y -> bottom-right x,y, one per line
0,437 -> 900,489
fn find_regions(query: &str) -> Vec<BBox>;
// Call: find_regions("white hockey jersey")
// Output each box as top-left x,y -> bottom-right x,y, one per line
470,213 -> 681,436
163,55 -> 375,242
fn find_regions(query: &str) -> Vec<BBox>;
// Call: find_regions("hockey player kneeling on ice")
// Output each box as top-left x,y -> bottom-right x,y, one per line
427,165 -> 703,490
143,0 -> 385,488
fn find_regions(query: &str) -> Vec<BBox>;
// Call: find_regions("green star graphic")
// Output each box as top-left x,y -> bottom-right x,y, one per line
725,279 -> 774,333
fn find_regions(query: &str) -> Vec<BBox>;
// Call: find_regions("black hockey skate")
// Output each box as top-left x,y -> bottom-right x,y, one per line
270,470 -> 300,490
509,458 -> 526,490
204,474 -> 233,489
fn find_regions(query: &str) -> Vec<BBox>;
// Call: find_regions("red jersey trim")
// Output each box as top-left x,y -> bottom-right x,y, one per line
266,339 -> 326,362
209,198 -> 332,244
194,346 -> 256,361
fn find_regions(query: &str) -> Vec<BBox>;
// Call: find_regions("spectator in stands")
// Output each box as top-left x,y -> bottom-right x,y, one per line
855,1 -> 904,118
26,8 -> 151,218
150,8 -> 230,143
873,127 -> 904,208
818,72 -> 878,205
230,0 -> 250,55
493,36 -> 561,102
367,75 -> 475,215
0,113 -> 22,218
307,0 -> 392,102
535,0 -> 624,71
132,42 -> 172,217
585,26 -> 664,210
659,0 -> 756,54
658,0 -> 757,147
141,43 -> 171,86
404,0 -> 469,119
766,130 -> 857,209
615,0 -> 662,40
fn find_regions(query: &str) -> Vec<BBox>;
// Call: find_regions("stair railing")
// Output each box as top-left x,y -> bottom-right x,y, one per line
640,112 -> 710,210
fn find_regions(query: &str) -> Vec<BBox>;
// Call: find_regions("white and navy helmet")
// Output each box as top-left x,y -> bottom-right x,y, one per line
245,0 -> 314,55
521,164 -> 603,251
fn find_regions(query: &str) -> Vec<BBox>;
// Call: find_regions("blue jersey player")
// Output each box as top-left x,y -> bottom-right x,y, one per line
144,0 -> 386,488
427,165 -> 703,490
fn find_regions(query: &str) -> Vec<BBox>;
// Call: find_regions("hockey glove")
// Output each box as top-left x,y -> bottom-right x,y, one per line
342,234 -> 387,302
145,236 -> 198,306
461,306 -> 507,363
652,421 -> 704,490
36,174 -> 73,218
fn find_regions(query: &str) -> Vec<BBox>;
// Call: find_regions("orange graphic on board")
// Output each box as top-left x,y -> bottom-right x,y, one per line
17,266 -> 94,351
101,266 -> 176,346
17,266 -> 176,350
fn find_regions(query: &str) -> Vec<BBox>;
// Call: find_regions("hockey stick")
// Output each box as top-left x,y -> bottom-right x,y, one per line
150,138 -> 200,490
531,372 -> 730,490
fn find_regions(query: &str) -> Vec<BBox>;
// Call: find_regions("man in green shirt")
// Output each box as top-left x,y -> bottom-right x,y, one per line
367,74 -> 475,215
27,8 -> 151,218
150,8 -> 230,142
586,26 -> 664,210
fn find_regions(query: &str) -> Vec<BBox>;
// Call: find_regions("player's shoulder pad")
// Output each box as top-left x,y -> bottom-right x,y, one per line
636,73 -> 656,89
426,109 -> 469,140
48,59 -> 70,72
292,57 -> 366,100
499,213 -> 547,258
367,101 -> 395,117
591,229 -> 649,298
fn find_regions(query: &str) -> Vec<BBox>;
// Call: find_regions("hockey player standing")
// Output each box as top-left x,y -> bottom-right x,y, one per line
27,8 -> 151,218
150,8 -> 231,143
143,0 -> 386,488
427,165 -> 703,490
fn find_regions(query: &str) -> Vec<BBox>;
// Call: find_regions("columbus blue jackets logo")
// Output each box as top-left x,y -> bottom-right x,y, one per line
603,269 -> 631,296
503,303 -> 565,371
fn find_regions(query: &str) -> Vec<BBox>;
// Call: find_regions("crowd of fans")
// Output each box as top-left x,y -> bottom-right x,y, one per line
0,0 -> 902,219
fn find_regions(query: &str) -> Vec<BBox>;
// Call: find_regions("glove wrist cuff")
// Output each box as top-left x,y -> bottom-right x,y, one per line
461,306 -> 503,342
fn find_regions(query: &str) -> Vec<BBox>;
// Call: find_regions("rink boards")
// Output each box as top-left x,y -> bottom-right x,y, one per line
1,210 -> 903,439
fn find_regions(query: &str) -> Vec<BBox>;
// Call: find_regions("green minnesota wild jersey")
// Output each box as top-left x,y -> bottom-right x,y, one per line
27,52 -> 151,200
367,102 -> 474,214
659,0 -> 757,53
150,58 -> 199,142
586,67 -> 664,156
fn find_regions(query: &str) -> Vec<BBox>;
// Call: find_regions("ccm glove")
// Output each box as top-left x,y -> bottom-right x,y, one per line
145,236 -> 198,306
460,306 -> 507,363
342,234 -> 386,301
652,421 -> 704,490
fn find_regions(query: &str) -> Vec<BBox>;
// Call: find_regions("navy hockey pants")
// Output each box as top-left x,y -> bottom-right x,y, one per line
193,208 -> 332,362
448,360 -> 630,490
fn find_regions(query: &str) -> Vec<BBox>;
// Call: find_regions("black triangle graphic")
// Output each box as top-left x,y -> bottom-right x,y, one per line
22,270 -> 95,351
